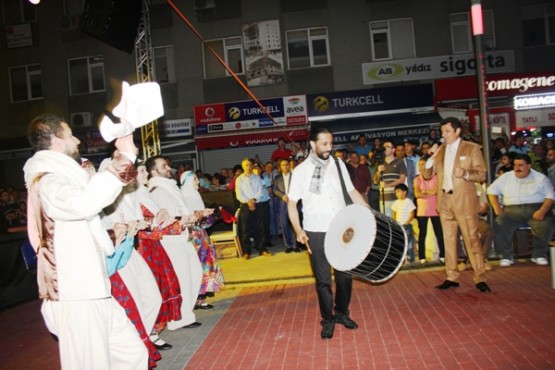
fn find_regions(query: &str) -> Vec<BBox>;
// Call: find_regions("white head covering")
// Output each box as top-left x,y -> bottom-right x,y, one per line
180,170 -> 205,211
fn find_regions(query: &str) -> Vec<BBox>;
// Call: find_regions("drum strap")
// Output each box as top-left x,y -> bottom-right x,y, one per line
334,158 -> 353,206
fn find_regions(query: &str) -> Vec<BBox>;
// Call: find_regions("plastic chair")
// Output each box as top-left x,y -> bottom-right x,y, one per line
209,208 -> 242,258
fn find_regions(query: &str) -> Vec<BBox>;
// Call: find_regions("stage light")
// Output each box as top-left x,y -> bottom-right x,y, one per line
29,0 -> 40,4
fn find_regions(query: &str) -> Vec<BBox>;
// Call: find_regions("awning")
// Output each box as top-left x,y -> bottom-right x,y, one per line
195,126 -> 309,150
311,112 -> 441,143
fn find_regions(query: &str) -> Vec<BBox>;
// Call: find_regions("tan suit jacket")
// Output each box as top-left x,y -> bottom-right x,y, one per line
424,140 -> 486,215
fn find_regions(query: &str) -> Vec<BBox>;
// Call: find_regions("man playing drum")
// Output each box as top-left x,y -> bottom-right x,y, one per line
287,127 -> 370,340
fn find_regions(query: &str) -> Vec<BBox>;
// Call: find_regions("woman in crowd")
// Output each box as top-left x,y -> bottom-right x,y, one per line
413,158 -> 445,265
180,170 -> 225,309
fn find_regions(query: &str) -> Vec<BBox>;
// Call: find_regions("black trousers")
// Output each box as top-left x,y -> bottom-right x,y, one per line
306,231 -> 353,322
239,202 -> 269,255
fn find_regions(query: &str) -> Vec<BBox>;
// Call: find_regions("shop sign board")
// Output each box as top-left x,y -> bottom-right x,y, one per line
362,50 -> 514,84
194,95 -> 307,134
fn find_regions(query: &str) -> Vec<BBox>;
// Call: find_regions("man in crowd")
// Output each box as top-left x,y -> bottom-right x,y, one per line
271,137 -> 293,163
487,154 -> 554,267
374,140 -> 406,217
548,148 -> 555,193
354,134 -> 372,156
145,155 -> 203,330
273,159 -> 298,253
348,151 -> 372,204
424,117 -> 490,293
24,113 -> 147,369
288,127 -> 369,340
396,143 -> 416,201
508,131 -> 530,155
236,158 -> 272,260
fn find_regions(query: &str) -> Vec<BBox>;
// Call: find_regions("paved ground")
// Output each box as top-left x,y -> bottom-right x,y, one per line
3,244 -> 555,369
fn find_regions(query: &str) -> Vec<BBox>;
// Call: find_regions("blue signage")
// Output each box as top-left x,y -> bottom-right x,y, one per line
224,97 -> 284,122
307,84 -> 434,117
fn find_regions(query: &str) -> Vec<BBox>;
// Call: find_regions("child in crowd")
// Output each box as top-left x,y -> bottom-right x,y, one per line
391,184 -> 416,264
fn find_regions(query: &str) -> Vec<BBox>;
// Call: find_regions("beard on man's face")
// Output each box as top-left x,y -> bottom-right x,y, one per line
316,149 -> 330,160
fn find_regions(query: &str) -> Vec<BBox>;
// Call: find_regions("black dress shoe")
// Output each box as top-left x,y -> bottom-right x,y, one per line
335,314 -> 358,329
294,248 -> 301,253
320,320 -> 335,339
285,247 -> 293,253
435,280 -> 460,290
476,282 -> 491,293
183,321 -> 202,329
194,303 -> 214,310
153,341 -> 173,350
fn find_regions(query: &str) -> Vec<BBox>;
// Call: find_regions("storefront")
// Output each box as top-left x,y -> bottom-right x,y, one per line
308,83 -> 441,147
435,72 -> 555,139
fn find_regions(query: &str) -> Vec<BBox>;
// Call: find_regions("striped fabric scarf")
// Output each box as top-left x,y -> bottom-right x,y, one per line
309,153 -> 328,194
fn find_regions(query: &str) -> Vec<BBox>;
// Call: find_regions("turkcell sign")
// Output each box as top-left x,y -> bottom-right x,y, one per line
307,84 -> 433,118
194,95 -> 307,134
362,50 -> 515,85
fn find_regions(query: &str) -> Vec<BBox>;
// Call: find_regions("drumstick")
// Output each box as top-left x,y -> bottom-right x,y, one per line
304,240 -> 312,254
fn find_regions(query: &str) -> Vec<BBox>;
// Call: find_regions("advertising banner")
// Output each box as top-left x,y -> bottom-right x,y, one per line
194,95 -> 307,134
307,84 -> 434,120
362,50 -> 514,85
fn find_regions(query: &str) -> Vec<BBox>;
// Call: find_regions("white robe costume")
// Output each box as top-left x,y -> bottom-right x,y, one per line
24,150 -> 147,370
102,181 -> 162,337
148,175 -> 202,329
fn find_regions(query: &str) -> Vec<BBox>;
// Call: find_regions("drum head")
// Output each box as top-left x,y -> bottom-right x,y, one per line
324,204 -> 376,271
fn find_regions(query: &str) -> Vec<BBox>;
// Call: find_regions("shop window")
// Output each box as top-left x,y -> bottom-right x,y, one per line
9,64 -> 42,103
1,0 -> 36,25
369,18 -> 415,61
68,56 -> 105,95
523,4 -> 555,47
286,27 -> 330,69
153,45 -> 175,84
450,10 -> 495,53
203,37 -> 244,78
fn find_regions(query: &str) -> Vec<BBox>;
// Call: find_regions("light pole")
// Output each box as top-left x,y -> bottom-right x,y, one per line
471,0 -> 495,257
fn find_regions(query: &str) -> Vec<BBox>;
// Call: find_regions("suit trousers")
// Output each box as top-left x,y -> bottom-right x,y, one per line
277,199 -> 295,248
440,193 -> 486,284
239,203 -> 269,255
306,231 -> 353,322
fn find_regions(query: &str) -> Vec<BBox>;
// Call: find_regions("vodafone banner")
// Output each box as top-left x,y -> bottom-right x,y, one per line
195,128 -> 308,150
194,95 -> 307,135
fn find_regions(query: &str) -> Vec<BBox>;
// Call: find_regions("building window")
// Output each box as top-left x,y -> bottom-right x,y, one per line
286,27 -> 330,69
153,45 -> 175,83
369,18 -> 415,61
1,1 -> 37,24
523,4 -> 555,47
9,64 -> 42,102
450,10 -> 495,53
202,37 -> 244,79
68,56 -> 105,95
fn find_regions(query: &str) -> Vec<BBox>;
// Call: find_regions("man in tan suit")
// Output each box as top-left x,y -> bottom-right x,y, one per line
423,117 -> 490,293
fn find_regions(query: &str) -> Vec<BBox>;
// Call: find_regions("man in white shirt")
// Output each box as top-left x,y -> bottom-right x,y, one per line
487,154 -> 555,267
287,127 -> 369,340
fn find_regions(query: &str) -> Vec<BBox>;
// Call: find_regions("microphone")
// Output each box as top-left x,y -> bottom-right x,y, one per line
427,138 -> 445,157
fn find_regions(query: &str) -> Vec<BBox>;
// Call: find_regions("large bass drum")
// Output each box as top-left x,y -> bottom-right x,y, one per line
324,204 -> 407,283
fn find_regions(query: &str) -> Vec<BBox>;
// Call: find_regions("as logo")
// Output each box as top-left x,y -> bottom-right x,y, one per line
228,107 -> 241,120
367,64 -> 403,81
313,96 -> 329,112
